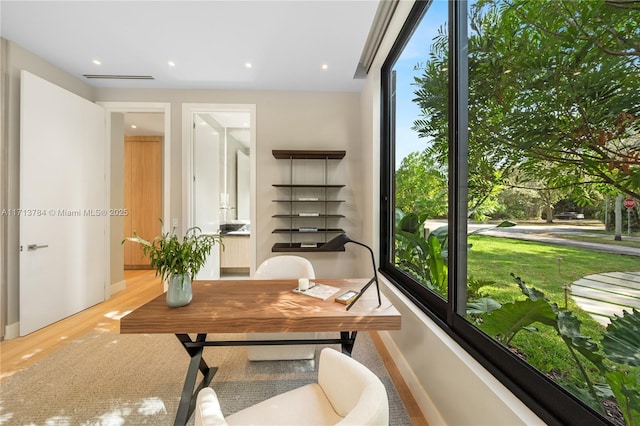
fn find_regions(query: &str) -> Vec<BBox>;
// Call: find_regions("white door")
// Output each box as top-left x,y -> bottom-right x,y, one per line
192,114 -> 221,280
19,71 -> 107,336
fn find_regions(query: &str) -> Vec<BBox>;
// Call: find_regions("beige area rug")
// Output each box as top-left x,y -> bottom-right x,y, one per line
0,332 -> 411,425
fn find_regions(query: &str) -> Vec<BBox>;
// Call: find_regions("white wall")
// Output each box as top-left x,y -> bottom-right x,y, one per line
95,88 -> 366,279
1,39 -> 7,338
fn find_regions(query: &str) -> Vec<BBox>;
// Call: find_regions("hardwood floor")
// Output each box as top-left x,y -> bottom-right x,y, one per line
0,270 -> 163,380
0,270 -> 427,424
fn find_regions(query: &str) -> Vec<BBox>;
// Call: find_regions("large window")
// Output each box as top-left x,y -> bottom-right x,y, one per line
381,1 -> 640,425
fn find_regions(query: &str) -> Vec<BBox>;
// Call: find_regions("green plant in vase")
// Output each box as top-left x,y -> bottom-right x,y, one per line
123,225 -> 222,307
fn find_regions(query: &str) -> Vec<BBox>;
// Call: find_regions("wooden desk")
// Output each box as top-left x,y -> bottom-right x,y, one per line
120,279 -> 401,425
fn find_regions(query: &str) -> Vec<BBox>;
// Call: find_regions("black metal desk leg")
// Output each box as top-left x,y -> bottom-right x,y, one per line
340,331 -> 357,357
174,334 -> 217,426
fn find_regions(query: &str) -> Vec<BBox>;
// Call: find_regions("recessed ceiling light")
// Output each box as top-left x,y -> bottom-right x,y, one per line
321,64 -> 328,70
93,59 -> 101,65
131,125 -> 137,129
168,61 -> 176,67
245,62 -> 252,69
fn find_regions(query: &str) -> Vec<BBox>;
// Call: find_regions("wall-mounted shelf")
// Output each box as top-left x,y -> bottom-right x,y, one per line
272,242 -> 345,252
271,150 -> 346,252
272,150 -> 346,160
272,228 -> 345,233
273,214 -> 345,218
273,200 -> 346,203
273,184 -> 345,188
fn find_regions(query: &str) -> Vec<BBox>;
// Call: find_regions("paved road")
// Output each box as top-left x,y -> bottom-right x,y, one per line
424,220 -> 640,257
481,226 -> 640,257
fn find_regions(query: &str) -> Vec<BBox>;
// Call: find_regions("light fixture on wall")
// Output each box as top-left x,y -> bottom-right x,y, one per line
322,233 -> 381,311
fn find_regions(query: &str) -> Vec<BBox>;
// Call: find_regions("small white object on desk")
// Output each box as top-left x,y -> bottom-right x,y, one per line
298,278 -> 310,291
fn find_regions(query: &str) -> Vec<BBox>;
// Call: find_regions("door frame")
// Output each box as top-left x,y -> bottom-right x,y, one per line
182,103 -> 257,275
100,102 -> 171,275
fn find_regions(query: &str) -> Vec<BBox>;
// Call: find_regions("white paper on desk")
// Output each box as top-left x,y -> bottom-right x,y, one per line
293,282 -> 340,300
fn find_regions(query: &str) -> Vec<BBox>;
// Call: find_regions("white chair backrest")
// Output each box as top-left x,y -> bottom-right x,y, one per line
253,255 -> 315,279
318,348 -> 389,425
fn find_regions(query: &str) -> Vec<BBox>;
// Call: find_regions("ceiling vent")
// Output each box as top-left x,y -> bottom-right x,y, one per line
83,74 -> 154,80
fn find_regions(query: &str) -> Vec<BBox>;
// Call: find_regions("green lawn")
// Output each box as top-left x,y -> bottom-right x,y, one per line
466,235 -> 640,409
467,235 -> 639,304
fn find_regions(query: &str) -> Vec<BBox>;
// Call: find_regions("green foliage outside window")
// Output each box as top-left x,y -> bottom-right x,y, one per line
412,0 -> 640,214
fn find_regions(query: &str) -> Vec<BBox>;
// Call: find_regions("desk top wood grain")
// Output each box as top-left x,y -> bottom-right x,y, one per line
120,279 -> 401,334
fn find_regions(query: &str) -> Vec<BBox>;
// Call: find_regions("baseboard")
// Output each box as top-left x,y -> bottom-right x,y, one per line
4,321 -> 19,340
377,330 -> 446,425
110,279 -> 126,295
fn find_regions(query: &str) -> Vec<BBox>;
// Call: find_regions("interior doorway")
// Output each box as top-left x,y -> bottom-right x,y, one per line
182,104 -> 257,279
100,102 -> 171,290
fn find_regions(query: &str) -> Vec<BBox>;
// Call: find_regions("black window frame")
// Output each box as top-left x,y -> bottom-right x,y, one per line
379,1 -> 611,425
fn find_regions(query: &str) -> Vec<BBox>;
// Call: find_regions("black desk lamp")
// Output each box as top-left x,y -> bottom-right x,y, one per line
322,233 -> 381,311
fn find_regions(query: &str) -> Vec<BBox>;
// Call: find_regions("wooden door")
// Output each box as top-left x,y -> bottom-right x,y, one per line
124,136 -> 162,268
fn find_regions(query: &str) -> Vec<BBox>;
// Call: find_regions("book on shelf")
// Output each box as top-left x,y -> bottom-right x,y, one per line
298,197 -> 319,201
299,227 -> 318,232
300,242 -> 318,248
298,212 -> 319,216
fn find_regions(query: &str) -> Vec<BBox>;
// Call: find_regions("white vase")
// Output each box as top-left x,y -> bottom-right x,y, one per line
167,274 -> 192,307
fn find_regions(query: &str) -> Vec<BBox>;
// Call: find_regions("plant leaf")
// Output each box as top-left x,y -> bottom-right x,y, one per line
604,369 -> 640,426
603,309 -> 640,367
467,297 -> 502,314
481,298 -> 557,345
557,310 -> 604,372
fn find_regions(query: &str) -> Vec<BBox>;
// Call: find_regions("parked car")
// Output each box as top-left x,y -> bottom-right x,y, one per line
554,211 -> 584,220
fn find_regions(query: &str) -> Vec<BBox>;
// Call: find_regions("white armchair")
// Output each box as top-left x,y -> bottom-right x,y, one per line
195,348 -> 389,425
248,255 -> 316,361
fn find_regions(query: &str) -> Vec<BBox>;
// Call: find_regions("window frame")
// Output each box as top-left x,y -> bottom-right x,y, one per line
379,1 -> 611,425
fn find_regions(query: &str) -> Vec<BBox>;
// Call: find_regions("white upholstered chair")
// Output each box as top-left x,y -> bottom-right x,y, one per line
248,255 -> 316,360
195,348 -> 389,426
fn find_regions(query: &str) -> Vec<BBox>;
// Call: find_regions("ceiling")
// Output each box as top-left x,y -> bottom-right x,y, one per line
0,0 -> 381,92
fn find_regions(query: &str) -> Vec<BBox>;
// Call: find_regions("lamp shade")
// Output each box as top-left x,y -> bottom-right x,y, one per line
321,233 -> 352,251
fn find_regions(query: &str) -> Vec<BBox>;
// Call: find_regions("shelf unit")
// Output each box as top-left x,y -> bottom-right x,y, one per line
271,149 -> 346,252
